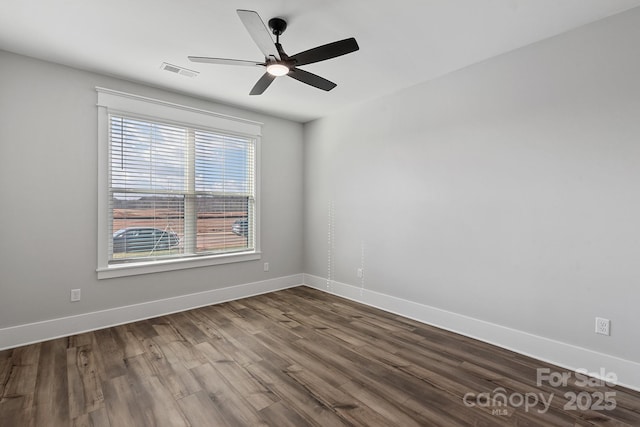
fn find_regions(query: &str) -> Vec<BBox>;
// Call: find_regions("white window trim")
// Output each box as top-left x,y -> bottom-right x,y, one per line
96,87 -> 262,279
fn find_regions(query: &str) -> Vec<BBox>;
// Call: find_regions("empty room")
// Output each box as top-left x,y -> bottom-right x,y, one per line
1,1 -> 640,425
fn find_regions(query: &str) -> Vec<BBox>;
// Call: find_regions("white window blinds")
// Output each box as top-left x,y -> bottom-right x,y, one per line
108,114 -> 255,264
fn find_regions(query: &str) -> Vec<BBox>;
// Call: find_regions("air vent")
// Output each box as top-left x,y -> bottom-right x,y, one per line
160,62 -> 199,78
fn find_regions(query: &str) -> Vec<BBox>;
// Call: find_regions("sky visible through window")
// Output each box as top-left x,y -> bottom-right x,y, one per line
110,117 -> 251,196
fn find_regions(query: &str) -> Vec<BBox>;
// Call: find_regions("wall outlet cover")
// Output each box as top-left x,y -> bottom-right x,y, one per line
595,317 -> 610,336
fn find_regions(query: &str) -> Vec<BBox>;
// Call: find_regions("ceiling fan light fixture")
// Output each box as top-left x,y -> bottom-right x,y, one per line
266,63 -> 289,76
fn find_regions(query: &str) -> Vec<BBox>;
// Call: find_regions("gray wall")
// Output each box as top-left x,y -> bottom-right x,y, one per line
0,50 -> 304,328
304,8 -> 640,363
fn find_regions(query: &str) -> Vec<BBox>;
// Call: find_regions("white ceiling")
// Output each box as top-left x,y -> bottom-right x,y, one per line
2,0 -> 640,122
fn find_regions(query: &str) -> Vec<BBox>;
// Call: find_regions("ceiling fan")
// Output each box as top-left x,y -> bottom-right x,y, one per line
188,9 -> 359,95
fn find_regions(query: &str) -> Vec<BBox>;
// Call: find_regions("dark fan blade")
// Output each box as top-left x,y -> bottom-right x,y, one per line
188,56 -> 264,67
250,72 -> 277,95
290,38 -> 359,67
288,68 -> 337,91
237,10 -> 280,61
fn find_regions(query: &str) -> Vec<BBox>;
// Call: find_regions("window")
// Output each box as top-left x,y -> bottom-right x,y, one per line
97,88 -> 262,278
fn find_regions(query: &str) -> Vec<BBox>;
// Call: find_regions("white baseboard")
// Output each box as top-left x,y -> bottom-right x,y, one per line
0,274 -> 304,351
303,274 -> 640,392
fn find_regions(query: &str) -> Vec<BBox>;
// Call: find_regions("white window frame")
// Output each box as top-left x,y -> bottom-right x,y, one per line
96,87 -> 262,279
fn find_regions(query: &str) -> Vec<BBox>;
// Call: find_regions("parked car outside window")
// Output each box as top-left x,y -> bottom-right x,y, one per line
113,227 -> 180,253
232,218 -> 248,237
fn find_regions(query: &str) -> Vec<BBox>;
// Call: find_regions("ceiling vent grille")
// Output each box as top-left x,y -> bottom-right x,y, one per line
160,62 -> 199,78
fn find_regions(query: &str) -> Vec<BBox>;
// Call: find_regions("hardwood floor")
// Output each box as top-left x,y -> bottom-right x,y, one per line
1,286 -> 639,426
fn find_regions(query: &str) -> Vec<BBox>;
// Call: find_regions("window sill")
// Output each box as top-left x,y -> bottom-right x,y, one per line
97,251 -> 262,279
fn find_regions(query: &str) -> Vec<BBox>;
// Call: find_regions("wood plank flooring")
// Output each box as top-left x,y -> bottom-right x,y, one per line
1,286 -> 639,426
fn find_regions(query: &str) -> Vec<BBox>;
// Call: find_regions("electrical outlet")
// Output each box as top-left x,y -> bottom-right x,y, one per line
263,262 -> 269,272
357,268 -> 363,278
595,317 -> 610,336
70,289 -> 81,302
